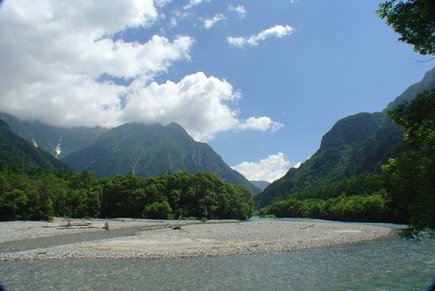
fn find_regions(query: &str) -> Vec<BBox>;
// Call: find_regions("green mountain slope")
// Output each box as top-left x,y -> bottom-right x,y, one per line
255,67 -> 435,208
255,113 -> 401,208
385,67 -> 435,111
0,120 -> 70,172
0,114 -> 108,158
63,122 -> 260,194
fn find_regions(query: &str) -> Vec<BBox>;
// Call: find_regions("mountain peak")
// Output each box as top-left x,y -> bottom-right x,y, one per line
61,122 -> 259,193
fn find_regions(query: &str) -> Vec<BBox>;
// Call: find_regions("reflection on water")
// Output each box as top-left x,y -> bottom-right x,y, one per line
1,234 -> 434,290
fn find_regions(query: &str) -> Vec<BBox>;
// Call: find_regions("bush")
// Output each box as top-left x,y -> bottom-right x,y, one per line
143,200 -> 173,219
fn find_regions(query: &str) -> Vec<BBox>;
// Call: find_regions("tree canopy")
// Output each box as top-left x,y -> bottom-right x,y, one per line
377,0 -> 435,55
0,170 -> 254,221
383,90 -> 435,232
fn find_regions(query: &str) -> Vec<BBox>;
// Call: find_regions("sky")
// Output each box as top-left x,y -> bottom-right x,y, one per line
0,0 -> 433,182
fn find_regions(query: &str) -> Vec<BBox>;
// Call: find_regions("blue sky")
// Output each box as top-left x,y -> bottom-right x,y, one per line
0,0 -> 433,182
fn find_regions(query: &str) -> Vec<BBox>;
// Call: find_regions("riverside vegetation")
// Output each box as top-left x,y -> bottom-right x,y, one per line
0,170 -> 253,221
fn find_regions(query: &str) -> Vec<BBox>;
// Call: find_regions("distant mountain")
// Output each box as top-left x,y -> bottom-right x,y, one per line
63,122 -> 260,194
250,180 -> 270,192
0,113 -> 108,158
0,119 -> 70,172
255,67 -> 435,208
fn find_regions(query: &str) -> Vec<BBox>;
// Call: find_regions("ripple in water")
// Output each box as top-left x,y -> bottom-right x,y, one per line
1,236 -> 434,290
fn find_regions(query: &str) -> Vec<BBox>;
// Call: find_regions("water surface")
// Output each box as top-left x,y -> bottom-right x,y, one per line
1,234 -> 434,290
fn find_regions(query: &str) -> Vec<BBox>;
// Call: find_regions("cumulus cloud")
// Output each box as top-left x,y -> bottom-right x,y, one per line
122,72 -> 282,141
203,14 -> 226,29
239,117 -> 283,132
228,5 -> 246,18
227,25 -> 294,48
232,153 -> 295,183
0,0 -> 282,141
0,0 -> 192,128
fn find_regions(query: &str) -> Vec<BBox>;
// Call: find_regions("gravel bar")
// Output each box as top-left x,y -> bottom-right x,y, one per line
0,219 -> 396,261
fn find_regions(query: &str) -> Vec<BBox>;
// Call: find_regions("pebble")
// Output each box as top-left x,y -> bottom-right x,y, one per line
0,219 -> 396,261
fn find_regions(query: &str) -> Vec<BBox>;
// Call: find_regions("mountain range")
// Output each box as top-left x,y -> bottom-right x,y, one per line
255,67 -> 435,208
0,115 -> 259,194
2,67 -> 433,201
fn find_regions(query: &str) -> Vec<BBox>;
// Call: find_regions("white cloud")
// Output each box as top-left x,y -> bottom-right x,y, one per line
203,14 -> 226,29
155,0 -> 172,8
183,0 -> 210,10
232,153 -> 295,183
0,0 -> 282,141
122,72 -> 282,141
227,25 -> 294,48
239,117 -> 283,132
228,5 -> 246,18
0,0 -> 191,128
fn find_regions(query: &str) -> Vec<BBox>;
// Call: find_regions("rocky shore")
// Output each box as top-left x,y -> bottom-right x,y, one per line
0,218 -> 396,261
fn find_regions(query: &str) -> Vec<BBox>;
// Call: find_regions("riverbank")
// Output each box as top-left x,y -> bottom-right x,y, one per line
0,218 -> 396,261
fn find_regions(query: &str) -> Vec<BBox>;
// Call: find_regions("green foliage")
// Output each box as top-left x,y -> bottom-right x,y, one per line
260,191 -> 389,222
291,173 -> 385,200
143,200 -> 173,219
0,169 -> 253,221
0,189 -> 28,220
377,0 -> 435,55
384,90 -> 435,229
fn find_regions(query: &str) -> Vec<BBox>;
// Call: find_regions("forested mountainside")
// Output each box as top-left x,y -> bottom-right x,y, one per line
256,67 -> 435,209
0,120 -> 70,172
63,122 -> 259,194
255,113 -> 402,208
0,113 -> 107,158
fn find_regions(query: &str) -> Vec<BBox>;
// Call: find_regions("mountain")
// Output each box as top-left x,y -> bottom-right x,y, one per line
63,122 -> 260,194
0,119 -> 70,172
255,113 -> 402,208
250,180 -> 270,192
255,67 -> 435,208
385,67 -> 435,111
0,113 -> 108,158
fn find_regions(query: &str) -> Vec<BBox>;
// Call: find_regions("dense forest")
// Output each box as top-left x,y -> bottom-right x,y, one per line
259,173 -> 389,222
0,169 -> 253,221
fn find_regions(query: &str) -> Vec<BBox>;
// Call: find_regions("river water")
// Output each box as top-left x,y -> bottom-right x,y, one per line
0,223 -> 434,290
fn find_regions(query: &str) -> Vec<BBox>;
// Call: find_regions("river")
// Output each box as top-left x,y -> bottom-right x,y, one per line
0,221 -> 434,290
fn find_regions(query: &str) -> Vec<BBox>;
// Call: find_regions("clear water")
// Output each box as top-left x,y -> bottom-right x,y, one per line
1,235 -> 434,290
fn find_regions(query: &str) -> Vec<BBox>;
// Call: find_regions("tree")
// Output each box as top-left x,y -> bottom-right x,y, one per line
0,189 -> 28,220
377,0 -> 435,55
143,200 -> 173,219
384,90 -> 435,232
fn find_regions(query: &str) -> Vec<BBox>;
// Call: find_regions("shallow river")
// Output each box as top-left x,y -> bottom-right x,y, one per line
0,222 -> 434,290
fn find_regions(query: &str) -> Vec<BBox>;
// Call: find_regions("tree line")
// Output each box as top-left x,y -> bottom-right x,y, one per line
259,174 -> 389,222
0,170 -> 253,221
